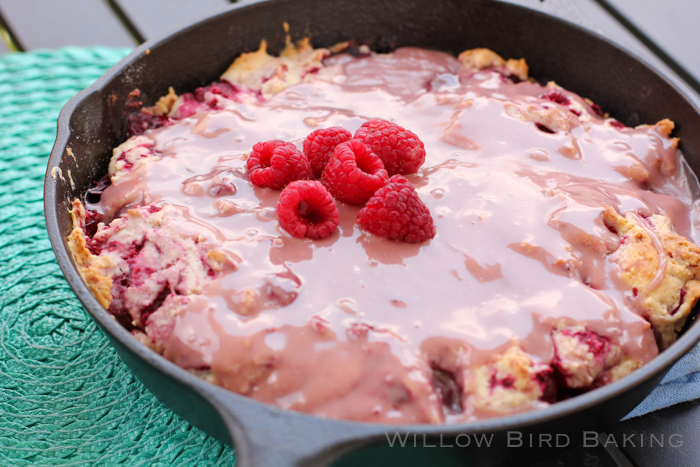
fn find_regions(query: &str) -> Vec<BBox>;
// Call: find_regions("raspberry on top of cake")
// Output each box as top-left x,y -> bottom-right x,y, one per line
68,37 -> 700,424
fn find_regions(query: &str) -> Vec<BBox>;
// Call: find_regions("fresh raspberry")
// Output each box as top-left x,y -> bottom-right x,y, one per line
321,139 -> 388,204
247,140 -> 312,189
303,127 -> 352,178
353,119 -> 426,176
357,175 -> 436,243
277,181 -> 339,239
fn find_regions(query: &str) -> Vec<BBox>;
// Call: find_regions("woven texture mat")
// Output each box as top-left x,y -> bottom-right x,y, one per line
0,47 -> 234,466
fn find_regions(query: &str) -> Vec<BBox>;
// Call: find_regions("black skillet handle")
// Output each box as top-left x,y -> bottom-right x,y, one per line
201,385 -> 387,467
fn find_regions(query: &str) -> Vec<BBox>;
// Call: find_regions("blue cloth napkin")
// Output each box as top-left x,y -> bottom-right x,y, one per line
624,343 -> 700,419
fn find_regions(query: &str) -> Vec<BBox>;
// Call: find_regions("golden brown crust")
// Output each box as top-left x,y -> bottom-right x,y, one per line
220,40 -> 274,86
655,118 -> 680,150
457,48 -> 529,81
68,199 -> 114,309
505,58 -> 529,82
603,206 -> 700,348
151,86 -> 179,116
655,118 -> 675,137
219,37 -> 329,99
458,48 -> 505,71
634,119 -> 679,149
328,41 -> 351,54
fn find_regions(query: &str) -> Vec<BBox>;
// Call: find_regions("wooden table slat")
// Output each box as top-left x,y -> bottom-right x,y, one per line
0,36 -> 10,54
0,0 -> 136,50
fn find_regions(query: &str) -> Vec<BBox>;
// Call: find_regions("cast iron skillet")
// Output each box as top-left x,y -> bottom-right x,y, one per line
44,0 -> 700,465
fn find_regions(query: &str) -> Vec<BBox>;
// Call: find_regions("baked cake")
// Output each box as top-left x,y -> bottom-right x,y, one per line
67,38 -> 700,424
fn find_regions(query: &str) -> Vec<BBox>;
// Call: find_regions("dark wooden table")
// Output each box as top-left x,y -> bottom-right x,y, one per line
2,1 -> 698,466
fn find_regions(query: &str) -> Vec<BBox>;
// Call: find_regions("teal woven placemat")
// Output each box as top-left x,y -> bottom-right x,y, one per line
0,47 -> 235,466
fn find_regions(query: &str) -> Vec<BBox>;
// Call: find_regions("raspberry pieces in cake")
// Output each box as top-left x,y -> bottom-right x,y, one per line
471,347 -> 555,413
68,200 -> 231,343
139,294 -> 190,353
551,326 -> 623,389
108,135 -> 158,182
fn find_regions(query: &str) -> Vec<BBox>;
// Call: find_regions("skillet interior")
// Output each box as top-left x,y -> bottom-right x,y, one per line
44,0 -> 700,465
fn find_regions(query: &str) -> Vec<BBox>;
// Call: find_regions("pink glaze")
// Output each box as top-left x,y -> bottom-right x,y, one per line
629,212 -> 668,305
90,47 -> 700,423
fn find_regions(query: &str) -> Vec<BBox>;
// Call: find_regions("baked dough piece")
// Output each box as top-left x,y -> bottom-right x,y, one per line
68,201 -> 227,331
458,48 -> 528,81
68,200 -> 115,309
108,135 -> 157,182
603,206 -> 700,349
220,37 -> 330,99
551,326 -> 623,389
471,346 -> 554,413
